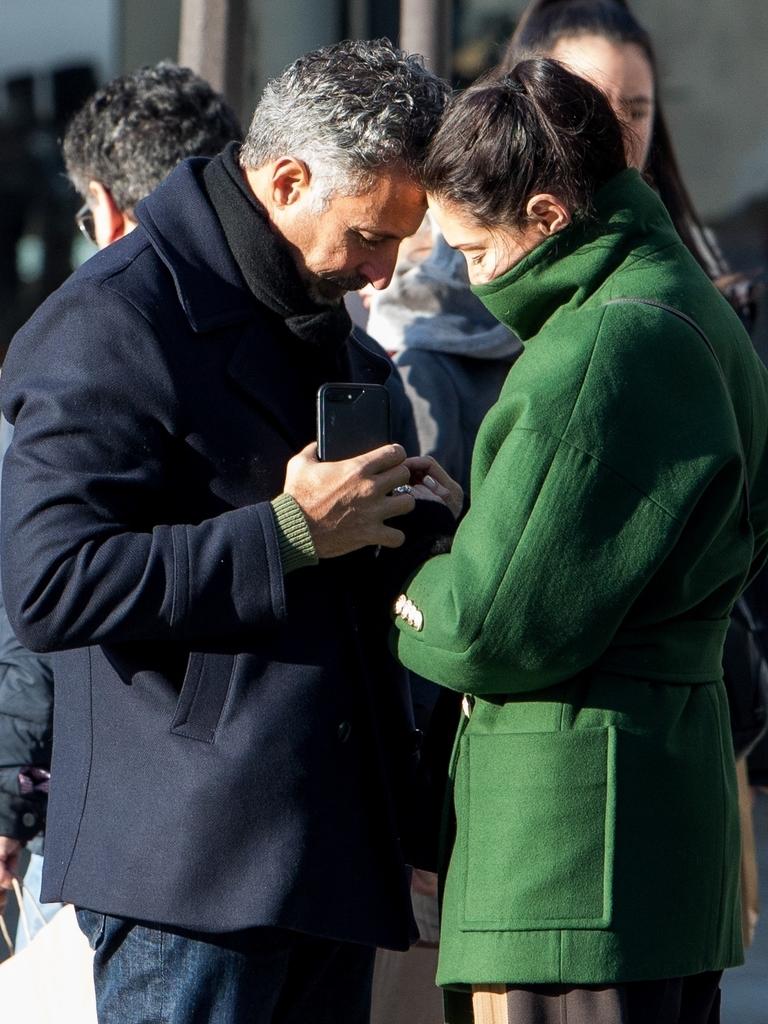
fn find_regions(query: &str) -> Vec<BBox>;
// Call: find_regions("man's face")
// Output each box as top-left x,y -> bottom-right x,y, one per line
276,168 -> 427,304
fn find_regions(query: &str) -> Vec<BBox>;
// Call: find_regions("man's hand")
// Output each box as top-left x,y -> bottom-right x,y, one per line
405,456 -> 464,519
284,442 -> 416,558
0,835 -> 22,914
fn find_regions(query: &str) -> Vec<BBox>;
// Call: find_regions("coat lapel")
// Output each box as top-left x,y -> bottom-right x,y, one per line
227,326 -> 395,453
225,322 -> 313,452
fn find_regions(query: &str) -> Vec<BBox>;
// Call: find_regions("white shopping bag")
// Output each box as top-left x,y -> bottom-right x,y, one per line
0,901 -> 97,1023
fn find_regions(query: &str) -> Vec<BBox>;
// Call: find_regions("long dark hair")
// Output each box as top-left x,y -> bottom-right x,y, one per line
502,0 -> 731,284
422,58 -> 626,228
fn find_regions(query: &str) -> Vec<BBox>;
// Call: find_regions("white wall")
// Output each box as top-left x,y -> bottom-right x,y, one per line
634,0 -> 768,218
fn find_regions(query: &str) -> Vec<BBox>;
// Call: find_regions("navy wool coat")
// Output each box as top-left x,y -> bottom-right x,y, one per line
0,158 -> 428,949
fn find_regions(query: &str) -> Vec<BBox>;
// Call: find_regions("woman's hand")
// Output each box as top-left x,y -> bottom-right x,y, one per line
404,456 -> 464,519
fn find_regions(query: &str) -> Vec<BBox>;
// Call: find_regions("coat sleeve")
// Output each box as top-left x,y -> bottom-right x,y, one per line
0,282 -> 286,654
384,351 -> 420,457
0,573 -> 53,840
0,418 -> 53,841
393,408 -> 686,695
395,349 -> 467,485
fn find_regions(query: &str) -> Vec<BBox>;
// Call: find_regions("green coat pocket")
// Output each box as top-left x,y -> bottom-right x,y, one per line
457,727 -> 616,931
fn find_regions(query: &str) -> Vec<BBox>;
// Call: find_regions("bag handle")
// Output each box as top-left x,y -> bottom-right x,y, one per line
0,873 -> 50,956
0,906 -> 13,956
605,297 -> 751,527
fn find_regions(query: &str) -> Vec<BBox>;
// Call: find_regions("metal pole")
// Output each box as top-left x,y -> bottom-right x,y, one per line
399,0 -> 452,79
178,0 -> 247,106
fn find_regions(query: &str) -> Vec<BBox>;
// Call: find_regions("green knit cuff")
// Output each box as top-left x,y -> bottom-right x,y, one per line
270,493 -> 319,574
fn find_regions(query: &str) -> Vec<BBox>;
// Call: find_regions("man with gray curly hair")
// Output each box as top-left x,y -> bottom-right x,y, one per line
0,37 -> 450,1024
236,38 -> 447,304
241,40 -> 441,205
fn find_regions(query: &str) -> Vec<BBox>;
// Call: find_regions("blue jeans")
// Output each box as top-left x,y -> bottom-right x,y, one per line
75,910 -> 375,1024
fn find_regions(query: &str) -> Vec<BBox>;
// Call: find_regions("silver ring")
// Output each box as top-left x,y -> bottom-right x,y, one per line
393,484 -> 414,496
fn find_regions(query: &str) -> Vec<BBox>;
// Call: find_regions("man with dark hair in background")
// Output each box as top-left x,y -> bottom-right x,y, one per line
64,60 -> 243,249
0,60 -> 242,949
0,39 -> 451,1023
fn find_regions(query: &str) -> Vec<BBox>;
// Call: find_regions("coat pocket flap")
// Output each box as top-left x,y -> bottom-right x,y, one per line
170,652 -> 237,743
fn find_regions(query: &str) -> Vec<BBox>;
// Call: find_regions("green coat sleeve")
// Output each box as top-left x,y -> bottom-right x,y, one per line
393,411 -> 685,695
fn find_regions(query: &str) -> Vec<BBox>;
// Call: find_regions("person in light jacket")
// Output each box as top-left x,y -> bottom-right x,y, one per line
393,58 -> 768,1024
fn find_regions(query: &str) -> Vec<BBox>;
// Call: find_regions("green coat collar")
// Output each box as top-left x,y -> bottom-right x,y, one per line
471,169 -> 679,341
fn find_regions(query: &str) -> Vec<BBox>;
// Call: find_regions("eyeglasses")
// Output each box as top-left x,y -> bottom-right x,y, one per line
75,203 -> 96,245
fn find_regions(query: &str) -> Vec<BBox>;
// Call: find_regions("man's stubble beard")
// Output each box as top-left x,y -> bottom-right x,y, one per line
280,216 -> 369,305
303,269 -> 370,307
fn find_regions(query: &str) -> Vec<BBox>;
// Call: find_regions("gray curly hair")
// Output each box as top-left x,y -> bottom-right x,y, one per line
239,38 -> 450,204
63,62 -> 242,214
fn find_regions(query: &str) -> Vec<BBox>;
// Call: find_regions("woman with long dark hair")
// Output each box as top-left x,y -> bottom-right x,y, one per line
393,57 -> 768,1024
504,0 -> 757,324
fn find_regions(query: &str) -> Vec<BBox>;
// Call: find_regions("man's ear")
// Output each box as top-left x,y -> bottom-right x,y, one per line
88,180 -> 132,248
268,157 -> 312,209
526,194 -> 572,237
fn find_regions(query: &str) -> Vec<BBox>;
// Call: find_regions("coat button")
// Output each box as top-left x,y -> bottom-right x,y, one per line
337,721 -> 352,743
410,728 -> 424,753
22,812 -> 37,828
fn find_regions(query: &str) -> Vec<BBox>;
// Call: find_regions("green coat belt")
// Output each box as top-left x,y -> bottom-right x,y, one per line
394,171 -> 768,988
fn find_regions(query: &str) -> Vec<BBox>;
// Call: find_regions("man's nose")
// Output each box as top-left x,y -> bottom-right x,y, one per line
360,252 -> 399,291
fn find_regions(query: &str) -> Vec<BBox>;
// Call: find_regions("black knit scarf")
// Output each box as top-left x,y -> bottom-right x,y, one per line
203,142 -> 352,358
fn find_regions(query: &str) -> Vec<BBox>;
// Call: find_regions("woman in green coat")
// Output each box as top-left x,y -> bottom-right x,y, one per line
394,58 -> 768,1024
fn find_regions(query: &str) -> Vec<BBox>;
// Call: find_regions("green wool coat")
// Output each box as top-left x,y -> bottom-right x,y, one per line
393,170 -> 768,993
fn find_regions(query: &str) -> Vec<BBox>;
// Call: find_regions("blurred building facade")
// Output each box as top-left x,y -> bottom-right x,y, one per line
1,0 -> 767,356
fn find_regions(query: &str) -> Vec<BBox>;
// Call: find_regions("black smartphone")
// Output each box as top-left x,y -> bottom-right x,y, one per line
317,383 -> 391,461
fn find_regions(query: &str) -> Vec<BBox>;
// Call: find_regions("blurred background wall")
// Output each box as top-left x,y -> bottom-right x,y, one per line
1,0 -> 767,357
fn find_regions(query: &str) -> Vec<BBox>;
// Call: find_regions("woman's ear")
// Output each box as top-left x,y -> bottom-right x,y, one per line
526,194 -> 572,237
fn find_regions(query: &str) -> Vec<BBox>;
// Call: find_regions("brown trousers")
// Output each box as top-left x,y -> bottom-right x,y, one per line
471,973 -> 722,1024
737,756 -> 760,947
